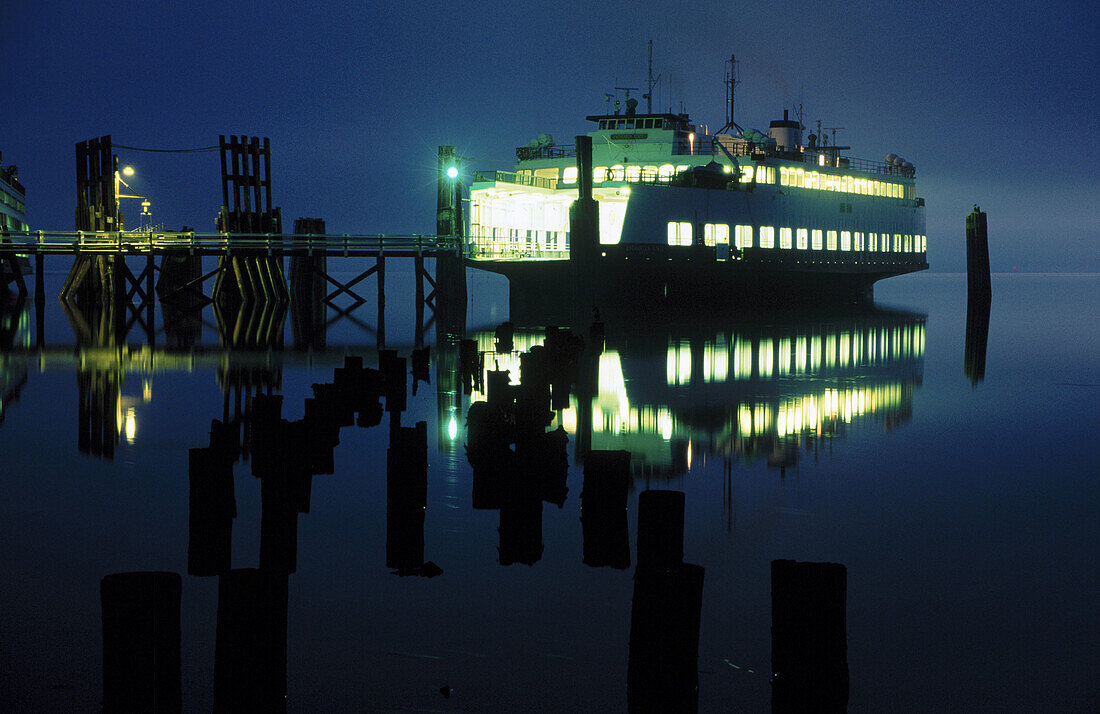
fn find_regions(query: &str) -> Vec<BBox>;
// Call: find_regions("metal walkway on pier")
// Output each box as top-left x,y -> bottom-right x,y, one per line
0,231 -> 464,258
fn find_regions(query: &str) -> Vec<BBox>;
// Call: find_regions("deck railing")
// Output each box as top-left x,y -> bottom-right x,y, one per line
0,231 -> 465,256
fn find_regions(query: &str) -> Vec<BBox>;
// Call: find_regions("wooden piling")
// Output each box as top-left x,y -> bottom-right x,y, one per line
100,571 -> 182,713
771,559 -> 849,712
966,206 -> 991,300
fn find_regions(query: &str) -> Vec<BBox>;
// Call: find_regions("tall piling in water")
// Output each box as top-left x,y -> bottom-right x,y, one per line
436,145 -> 467,330
771,559 -> 849,713
100,571 -> 182,713
964,206 -> 992,384
965,206 -> 991,301
289,217 -> 327,348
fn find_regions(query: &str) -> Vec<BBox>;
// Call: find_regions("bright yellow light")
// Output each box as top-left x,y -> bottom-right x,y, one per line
122,166 -> 135,176
125,408 -> 137,443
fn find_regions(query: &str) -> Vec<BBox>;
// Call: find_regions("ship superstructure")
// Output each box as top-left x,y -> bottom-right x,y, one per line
467,59 -> 927,300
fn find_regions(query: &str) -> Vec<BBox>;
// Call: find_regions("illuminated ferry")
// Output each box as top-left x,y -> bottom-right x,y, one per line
1,154 -> 31,288
467,61 -> 928,301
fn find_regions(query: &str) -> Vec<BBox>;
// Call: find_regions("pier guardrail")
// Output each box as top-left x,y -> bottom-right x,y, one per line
0,231 -> 466,257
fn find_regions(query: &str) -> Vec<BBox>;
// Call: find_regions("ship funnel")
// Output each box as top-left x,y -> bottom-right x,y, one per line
768,111 -> 802,152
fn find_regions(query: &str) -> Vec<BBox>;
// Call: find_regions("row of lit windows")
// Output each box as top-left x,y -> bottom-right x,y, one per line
0,189 -> 25,214
776,166 -> 911,199
670,222 -> 927,253
560,164 -> 693,185
1,212 -> 28,231
552,163 -> 913,200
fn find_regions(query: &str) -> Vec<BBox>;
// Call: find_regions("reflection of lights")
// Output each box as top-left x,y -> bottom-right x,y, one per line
561,407 -> 577,434
686,441 -> 693,470
447,415 -> 458,442
142,379 -> 152,402
658,409 -> 673,440
124,408 -> 137,443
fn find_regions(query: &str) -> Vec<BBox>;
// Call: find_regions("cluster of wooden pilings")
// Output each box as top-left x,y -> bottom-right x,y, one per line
101,347 -> 439,709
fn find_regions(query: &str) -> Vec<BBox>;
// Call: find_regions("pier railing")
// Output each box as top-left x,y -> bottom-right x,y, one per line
0,231 -> 466,257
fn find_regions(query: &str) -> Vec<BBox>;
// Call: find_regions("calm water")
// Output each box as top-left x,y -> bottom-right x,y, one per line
0,270 -> 1097,712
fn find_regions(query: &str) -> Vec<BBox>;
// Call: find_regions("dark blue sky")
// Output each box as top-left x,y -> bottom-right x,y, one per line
3,1 -> 1097,271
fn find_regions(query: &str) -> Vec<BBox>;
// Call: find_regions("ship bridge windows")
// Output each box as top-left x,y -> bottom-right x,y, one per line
658,164 -> 675,181
563,167 -> 578,185
827,230 -> 838,250
797,228 -> 808,249
667,221 -> 692,246
780,227 -> 793,249
841,231 -> 851,251
759,226 -> 775,249
869,232 -> 878,251
625,165 -> 641,182
812,229 -> 823,250
609,165 -> 625,181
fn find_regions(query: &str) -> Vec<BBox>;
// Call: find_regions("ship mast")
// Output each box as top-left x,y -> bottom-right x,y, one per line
643,40 -> 661,115
716,53 -> 744,135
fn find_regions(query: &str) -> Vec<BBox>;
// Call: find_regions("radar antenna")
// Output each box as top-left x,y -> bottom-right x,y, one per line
614,86 -> 639,116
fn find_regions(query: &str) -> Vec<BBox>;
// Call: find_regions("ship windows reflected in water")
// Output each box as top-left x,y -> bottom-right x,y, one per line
465,309 -> 924,477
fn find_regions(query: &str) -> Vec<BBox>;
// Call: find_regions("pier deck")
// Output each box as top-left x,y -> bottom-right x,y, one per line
0,231 -> 463,258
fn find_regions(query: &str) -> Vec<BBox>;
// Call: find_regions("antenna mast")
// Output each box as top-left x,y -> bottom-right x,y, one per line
647,41 -> 653,114
643,40 -> 661,114
726,54 -> 740,126
716,53 -> 744,135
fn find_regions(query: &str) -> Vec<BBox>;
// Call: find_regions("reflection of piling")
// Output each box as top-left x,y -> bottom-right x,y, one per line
627,489 -> 703,712
77,369 -> 119,458
637,490 -> 685,571
214,568 -> 289,714
100,571 -> 182,714
498,470 -> 544,566
386,420 -> 428,572
188,441 -> 237,576
771,559 -> 849,713
260,468 -> 303,575
581,450 -> 631,569
964,297 -> 991,385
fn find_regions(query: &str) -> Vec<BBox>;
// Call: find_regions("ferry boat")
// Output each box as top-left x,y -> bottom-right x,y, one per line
1,154 -> 31,289
466,59 -> 927,302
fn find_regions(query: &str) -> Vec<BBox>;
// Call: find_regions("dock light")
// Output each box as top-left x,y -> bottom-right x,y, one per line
446,166 -> 458,179
122,165 -> 135,176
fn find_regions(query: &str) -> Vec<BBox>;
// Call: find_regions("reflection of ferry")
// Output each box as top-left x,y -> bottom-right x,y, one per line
467,56 -> 927,300
468,305 -> 925,476
0,296 -> 31,425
